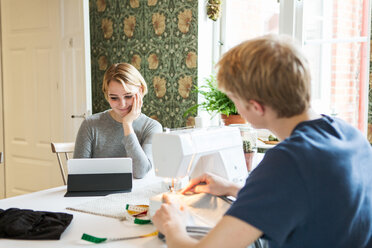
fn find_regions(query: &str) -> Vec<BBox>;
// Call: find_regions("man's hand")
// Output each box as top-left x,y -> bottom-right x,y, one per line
152,194 -> 188,237
153,183 -> 261,248
181,172 -> 241,197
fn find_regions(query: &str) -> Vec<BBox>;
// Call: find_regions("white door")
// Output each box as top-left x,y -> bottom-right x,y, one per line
61,0 -> 91,142
0,39 -> 3,198
1,0 -> 91,197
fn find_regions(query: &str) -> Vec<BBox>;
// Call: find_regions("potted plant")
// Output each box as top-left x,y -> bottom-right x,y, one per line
243,140 -> 254,172
184,75 -> 246,125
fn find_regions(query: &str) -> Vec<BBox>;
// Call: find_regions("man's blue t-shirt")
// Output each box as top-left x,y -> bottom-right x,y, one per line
226,116 -> 372,248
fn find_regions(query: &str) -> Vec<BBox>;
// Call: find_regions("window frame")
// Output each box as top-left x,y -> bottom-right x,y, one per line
213,0 -> 371,134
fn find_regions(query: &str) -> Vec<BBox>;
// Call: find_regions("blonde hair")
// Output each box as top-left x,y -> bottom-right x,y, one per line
217,34 -> 311,118
102,63 -> 148,101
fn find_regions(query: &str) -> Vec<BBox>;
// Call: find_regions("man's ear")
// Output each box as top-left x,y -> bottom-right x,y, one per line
249,100 -> 265,115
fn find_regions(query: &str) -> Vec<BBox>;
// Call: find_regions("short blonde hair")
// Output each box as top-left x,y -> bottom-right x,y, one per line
217,34 -> 311,118
102,63 -> 148,101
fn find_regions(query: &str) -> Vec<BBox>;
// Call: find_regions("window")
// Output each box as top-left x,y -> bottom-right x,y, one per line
302,0 -> 370,132
220,0 -> 280,55
218,0 -> 371,134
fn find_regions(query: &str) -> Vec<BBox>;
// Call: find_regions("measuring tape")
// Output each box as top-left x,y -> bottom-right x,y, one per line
80,204 -> 154,243
81,231 -> 158,243
124,204 -> 151,224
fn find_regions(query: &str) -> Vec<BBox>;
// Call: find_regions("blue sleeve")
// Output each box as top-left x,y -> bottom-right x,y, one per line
225,148 -> 310,245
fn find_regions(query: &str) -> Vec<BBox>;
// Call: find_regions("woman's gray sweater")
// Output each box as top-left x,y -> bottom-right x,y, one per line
73,110 -> 162,178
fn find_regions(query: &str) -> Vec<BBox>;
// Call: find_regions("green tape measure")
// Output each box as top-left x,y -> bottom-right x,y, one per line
125,204 -> 151,224
81,231 -> 158,244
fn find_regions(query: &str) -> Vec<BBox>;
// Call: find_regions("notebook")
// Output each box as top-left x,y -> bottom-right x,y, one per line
64,158 -> 132,197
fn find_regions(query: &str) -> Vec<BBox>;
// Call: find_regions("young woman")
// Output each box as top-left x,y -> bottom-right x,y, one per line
74,63 -> 162,178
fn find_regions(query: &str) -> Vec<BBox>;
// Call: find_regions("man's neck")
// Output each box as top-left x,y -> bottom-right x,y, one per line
266,108 -> 321,141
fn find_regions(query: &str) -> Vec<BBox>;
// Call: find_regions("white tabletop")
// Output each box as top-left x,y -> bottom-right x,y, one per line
0,154 -> 266,247
0,173 -> 166,248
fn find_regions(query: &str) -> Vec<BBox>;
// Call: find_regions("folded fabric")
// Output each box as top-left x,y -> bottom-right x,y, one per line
0,208 -> 73,240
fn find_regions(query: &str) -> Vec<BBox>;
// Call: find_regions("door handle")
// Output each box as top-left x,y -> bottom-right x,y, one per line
0,152 -> 3,163
71,114 -> 86,119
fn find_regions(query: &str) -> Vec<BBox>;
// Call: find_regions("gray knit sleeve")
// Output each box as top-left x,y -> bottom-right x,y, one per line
123,120 -> 162,178
73,120 -> 93,158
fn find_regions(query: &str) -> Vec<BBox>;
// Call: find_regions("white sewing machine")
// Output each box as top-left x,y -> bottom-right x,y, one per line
152,126 -> 248,187
149,126 -> 248,218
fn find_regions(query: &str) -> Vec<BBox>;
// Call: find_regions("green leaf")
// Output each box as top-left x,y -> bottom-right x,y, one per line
183,74 -> 238,117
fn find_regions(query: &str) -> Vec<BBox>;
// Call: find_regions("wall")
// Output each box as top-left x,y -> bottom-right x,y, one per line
89,0 -> 198,128
319,0 -> 371,141
369,17 -> 372,143
330,1 -> 361,127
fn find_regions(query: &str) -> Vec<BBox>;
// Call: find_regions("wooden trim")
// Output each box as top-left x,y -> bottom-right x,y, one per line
51,142 -> 75,153
50,142 -> 75,185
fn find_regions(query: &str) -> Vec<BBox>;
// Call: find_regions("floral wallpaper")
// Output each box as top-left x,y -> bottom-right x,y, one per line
90,0 -> 198,128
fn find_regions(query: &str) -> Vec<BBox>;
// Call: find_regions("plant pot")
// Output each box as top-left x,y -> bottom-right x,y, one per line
244,152 -> 255,172
220,114 -> 246,126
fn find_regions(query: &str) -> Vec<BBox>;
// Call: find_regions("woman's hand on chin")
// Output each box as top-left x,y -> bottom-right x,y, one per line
122,93 -> 142,125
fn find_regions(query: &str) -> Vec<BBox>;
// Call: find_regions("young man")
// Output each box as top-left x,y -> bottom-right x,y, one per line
152,34 -> 372,248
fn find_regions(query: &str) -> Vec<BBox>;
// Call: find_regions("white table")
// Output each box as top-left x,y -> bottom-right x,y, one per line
0,154 -> 266,248
0,174 -> 166,248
